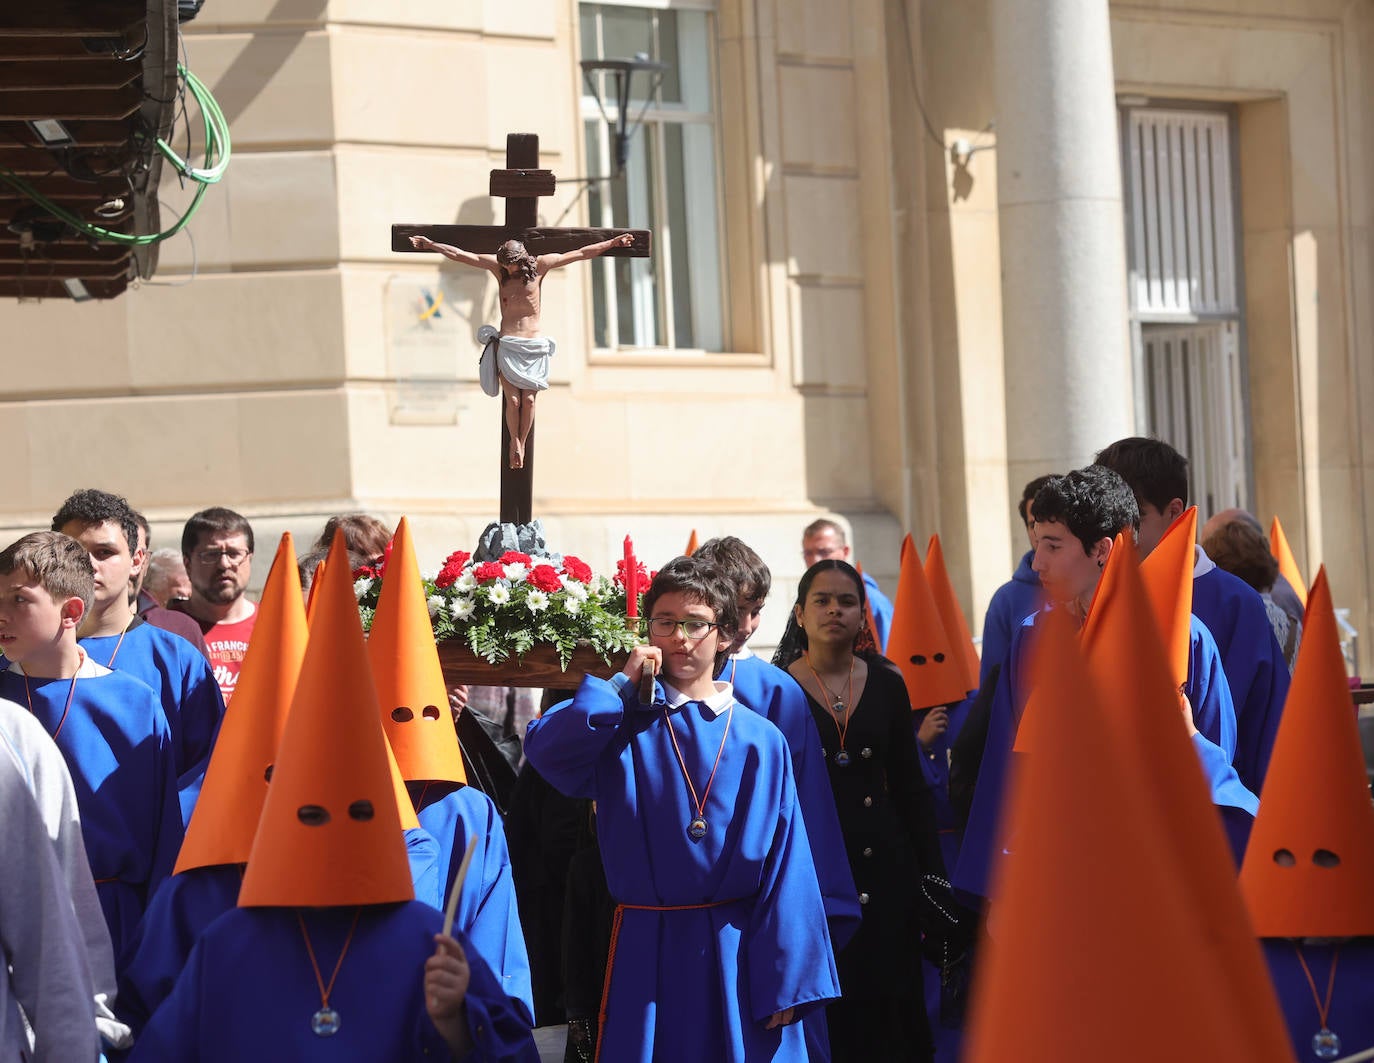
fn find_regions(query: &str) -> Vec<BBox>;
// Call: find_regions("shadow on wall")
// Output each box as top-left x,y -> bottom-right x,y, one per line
207,0 -> 329,127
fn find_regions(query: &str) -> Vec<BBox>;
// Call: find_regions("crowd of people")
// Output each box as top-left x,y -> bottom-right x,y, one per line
0,432 -> 1366,1062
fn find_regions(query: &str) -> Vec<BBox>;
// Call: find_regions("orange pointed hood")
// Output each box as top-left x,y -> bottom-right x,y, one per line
1269,516 -> 1307,608
684,529 -> 699,556
238,531 -> 414,908
965,605 -> 1291,1063
175,534 -> 308,874
886,535 -> 966,710
305,557 -> 326,625
367,517 -> 466,786
924,535 -> 980,695
1240,568 -> 1374,937
1138,506 -> 1196,691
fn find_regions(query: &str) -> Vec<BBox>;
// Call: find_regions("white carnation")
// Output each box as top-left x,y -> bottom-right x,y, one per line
563,580 -> 588,601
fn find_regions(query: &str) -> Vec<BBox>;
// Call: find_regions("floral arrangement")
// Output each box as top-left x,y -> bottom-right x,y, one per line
353,548 -> 649,669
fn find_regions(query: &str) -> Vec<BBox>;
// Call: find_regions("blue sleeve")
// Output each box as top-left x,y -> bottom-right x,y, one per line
448,928 -> 541,1062
147,708 -> 187,902
1228,619 -> 1290,796
744,754 -> 841,1022
870,590 -> 894,651
461,799 -> 535,1026
1185,619 -> 1237,761
127,934 -> 205,1061
173,649 -> 226,797
522,675 -> 634,799
405,826 -> 443,910
977,589 -> 1015,693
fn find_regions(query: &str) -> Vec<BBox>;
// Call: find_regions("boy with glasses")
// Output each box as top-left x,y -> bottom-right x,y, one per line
525,556 -> 839,1062
174,508 -> 257,704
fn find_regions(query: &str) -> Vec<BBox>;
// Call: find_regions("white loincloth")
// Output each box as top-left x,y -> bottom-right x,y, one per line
477,325 -> 555,397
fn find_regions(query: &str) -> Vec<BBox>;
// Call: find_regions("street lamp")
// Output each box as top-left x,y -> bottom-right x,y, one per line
579,53 -> 667,179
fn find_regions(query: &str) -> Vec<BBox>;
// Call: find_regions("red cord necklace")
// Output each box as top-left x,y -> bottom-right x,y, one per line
296,907 -> 362,1037
804,652 -> 855,766
1293,941 -> 1343,1059
23,652 -> 83,740
663,698 -> 734,842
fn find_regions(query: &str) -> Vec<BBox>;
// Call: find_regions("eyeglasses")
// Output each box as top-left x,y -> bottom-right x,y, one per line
802,546 -> 844,564
193,548 -> 251,567
644,617 -> 719,640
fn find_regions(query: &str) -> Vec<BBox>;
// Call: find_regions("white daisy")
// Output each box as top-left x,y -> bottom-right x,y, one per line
526,590 -> 550,613
455,571 -> 478,593
563,580 -> 588,601
563,597 -> 583,616
426,594 -> 444,619
353,577 -> 373,600
503,562 -> 528,583
487,583 -> 511,606
451,597 -> 476,621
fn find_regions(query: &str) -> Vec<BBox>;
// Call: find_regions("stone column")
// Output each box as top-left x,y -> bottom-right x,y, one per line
991,0 -> 1134,493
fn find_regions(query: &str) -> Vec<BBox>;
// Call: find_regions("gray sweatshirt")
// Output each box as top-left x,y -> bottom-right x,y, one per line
0,752 -> 100,1062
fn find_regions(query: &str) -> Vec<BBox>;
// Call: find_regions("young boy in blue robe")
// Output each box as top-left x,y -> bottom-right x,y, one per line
129,529 -> 537,1063
1238,570 -> 1374,1063
0,531 -> 183,969
695,536 -> 861,947
525,557 -> 840,1063
953,468 -> 1256,902
53,489 -> 225,821
1094,437 -> 1290,792
366,517 -> 533,1021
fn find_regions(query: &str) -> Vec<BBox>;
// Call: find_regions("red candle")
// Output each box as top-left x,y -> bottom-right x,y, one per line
624,535 -> 638,618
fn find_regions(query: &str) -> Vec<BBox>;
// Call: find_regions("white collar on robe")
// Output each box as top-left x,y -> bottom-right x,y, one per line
6,650 -> 110,679
660,678 -> 735,718
1192,543 -> 1217,579
728,645 -> 755,661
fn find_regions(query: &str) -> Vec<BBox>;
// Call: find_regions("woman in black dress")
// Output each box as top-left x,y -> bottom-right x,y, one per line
774,560 -> 943,1063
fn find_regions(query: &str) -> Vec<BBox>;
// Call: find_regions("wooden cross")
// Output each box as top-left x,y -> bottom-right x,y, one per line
392,132 -> 650,526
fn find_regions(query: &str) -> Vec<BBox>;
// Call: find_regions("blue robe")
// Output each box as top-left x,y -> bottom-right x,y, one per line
525,674 -> 841,1063
1263,939 -> 1374,1062
81,620 -> 226,823
862,572 -> 893,651
411,781 -> 534,1024
128,902 -> 539,1062
1192,564 -> 1291,795
724,652 -> 861,951
0,662 -> 182,968
975,551 -> 1042,694
952,609 -> 1250,902
117,830 -> 445,1039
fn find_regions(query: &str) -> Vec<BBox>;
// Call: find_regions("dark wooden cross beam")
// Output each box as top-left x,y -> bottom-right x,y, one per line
392,132 -> 650,526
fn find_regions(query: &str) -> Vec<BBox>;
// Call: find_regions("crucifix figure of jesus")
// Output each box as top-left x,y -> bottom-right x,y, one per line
409,230 -> 634,470
395,132 -> 649,526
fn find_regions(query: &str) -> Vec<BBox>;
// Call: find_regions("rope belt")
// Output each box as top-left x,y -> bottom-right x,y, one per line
595,896 -> 748,1063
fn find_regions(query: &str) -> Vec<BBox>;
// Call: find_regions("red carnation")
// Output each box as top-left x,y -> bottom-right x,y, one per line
351,565 -> 376,580
613,558 -> 650,589
475,561 -> 507,582
499,550 -> 533,566
434,562 -> 460,590
445,549 -> 471,569
527,564 -> 563,593
561,556 -> 593,583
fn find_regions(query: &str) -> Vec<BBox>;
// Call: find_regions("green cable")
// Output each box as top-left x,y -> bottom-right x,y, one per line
0,61 -> 231,247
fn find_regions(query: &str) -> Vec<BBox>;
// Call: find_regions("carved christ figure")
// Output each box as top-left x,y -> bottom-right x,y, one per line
409,232 -> 635,469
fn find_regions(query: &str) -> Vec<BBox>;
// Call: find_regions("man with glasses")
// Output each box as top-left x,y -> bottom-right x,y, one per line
801,518 -> 894,651
174,508 -> 257,705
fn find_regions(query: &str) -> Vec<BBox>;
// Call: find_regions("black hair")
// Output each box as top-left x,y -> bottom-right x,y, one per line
693,536 -> 772,606
1017,474 -> 1059,525
182,507 -> 254,557
1093,437 -> 1189,513
641,556 -> 739,636
132,510 -> 151,549
770,559 -> 876,668
1032,466 -> 1140,554
51,488 -> 139,554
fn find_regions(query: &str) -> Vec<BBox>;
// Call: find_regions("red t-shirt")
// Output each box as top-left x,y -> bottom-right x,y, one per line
201,608 -> 257,704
